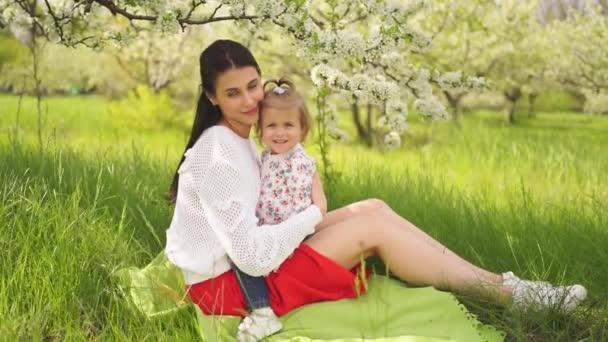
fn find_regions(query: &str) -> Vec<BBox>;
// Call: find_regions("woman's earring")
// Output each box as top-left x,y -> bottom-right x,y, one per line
206,92 -> 217,106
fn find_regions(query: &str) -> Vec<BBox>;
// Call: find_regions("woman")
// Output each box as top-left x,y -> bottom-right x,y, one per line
164,40 -> 586,341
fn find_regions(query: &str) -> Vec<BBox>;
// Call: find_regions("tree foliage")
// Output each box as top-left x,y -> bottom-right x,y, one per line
2,0 -> 487,148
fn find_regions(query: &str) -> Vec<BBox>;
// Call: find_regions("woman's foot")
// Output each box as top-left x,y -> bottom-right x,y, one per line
236,307 -> 283,342
502,271 -> 587,312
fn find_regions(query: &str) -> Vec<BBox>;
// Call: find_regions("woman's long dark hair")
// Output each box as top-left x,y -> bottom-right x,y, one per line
167,40 -> 261,203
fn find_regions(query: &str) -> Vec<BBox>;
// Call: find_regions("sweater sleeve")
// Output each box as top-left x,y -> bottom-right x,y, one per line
196,145 -> 322,277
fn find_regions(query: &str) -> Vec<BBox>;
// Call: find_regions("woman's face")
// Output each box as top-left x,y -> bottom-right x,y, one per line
208,66 -> 264,138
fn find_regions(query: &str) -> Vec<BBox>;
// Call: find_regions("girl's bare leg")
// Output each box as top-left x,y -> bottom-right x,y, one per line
306,199 -> 510,304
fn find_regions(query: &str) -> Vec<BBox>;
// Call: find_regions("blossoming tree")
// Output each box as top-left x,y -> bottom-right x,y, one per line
2,0 -> 490,151
549,5 -> 608,114
415,0 -> 497,120
463,0 -> 551,123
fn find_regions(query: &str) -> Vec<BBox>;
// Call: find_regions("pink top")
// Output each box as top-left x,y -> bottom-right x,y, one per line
256,144 -> 316,225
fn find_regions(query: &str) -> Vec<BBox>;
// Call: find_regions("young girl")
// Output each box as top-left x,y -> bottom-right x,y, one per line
233,79 -> 326,342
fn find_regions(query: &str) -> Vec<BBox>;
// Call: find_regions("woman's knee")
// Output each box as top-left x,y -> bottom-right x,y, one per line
347,199 -> 392,224
363,198 -> 390,214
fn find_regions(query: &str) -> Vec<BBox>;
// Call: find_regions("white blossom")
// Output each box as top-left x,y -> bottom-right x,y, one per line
384,131 -> 402,149
328,127 -> 349,142
399,0 -> 428,17
387,114 -> 408,133
254,0 -> 287,18
335,3 -> 349,16
465,76 -> 486,91
408,68 -> 433,97
377,115 -> 387,127
310,64 -> 348,87
323,107 -> 341,127
386,100 -> 409,118
402,27 -> 432,53
436,71 -> 463,90
583,90 -> 608,114
223,0 -> 247,17
414,97 -> 450,120
156,12 -> 181,34
335,30 -> 366,57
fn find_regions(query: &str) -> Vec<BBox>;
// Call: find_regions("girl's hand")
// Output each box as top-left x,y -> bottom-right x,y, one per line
311,172 -> 328,215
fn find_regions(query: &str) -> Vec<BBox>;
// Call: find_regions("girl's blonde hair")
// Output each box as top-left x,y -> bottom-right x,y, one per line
258,78 -> 312,141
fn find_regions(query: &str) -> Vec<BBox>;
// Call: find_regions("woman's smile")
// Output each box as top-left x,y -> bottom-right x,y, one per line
243,106 -> 259,116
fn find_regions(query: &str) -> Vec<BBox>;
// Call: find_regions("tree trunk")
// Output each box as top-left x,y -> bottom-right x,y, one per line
30,19 -> 44,152
506,100 -> 516,124
443,90 -> 463,122
351,99 -> 371,145
365,103 -> 373,147
567,89 -> 586,112
504,88 -> 522,124
528,92 -> 538,118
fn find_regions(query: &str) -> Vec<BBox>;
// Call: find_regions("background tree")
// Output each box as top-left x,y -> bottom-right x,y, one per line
110,27 -> 200,94
1,0 -> 484,151
550,5 -> 608,113
481,0 -> 551,124
415,0 -> 498,121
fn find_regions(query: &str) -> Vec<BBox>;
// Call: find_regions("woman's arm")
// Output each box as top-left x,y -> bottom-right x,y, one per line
197,157 -> 322,277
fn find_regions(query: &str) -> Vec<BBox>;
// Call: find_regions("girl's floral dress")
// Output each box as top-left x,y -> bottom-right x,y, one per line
256,144 -> 316,225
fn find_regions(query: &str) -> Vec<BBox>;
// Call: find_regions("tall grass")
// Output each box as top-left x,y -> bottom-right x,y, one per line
1,95 -> 607,340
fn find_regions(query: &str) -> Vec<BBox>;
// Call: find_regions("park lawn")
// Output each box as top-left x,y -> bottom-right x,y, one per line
1,94 -> 607,340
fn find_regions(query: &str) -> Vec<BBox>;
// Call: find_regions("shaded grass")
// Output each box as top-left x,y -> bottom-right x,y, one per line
0,144 -> 201,339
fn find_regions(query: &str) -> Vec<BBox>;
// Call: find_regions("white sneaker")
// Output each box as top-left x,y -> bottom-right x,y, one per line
502,271 -> 587,312
236,307 -> 283,342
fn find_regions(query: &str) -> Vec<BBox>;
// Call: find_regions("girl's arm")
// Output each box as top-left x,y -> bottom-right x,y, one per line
311,172 -> 327,215
288,150 -> 327,215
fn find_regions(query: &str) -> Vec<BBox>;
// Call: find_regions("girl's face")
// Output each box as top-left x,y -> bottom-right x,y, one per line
208,67 -> 264,138
260,107 -> 302,154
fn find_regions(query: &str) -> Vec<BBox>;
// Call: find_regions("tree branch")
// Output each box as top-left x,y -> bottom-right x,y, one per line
43,0 -> 66,41
92,0 -> 257,25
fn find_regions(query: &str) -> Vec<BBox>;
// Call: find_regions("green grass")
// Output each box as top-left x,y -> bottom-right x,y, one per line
1,94 -> 607,340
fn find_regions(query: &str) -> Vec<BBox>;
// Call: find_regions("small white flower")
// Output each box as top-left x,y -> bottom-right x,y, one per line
414,97 -> 450,120
465,76 -> 486,91
384,131 -> 401,149
409,71 -> 433,98
226,0 -> 246,17
310,64 -> 347,87
155,12 -> 180,34
254,0 -> 286,18
335,30 -> 366,57
329,127 -> 349,142
377,115 -> 388,128
387,100 -> 408,117
437,71 -> 463,90
387,114 -> 408,133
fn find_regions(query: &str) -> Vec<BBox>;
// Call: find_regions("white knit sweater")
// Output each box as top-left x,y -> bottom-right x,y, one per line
165,125 -> 322,285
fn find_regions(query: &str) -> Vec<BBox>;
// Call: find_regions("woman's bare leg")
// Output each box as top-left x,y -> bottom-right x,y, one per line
306,199 -> 510,304
318,200 -> 501,284
315,200 -> 382,232
378,201 -> 504,286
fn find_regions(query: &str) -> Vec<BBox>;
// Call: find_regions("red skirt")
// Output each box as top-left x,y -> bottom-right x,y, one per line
187,244 -> 369,317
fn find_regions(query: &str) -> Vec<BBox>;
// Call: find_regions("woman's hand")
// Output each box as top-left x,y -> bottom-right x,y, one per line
311,172 -> 328,215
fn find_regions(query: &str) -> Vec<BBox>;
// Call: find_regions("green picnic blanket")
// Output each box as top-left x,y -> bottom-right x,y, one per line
113,252 -> 505,341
